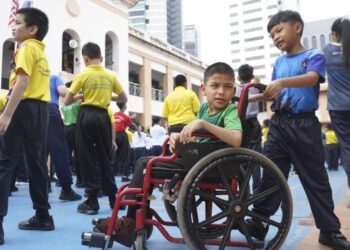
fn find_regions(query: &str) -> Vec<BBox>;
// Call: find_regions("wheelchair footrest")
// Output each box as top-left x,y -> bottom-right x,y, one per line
81,231 -> 113,248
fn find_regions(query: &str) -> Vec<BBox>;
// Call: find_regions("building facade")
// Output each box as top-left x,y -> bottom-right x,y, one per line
183,25 -> 199,57
129,0 -> 183,49
1,0 -> 204,128
228,0 -> 299,82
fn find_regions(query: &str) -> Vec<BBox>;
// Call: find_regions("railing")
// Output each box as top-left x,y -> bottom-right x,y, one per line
129,82 -> 141,96
152,88 -> 164,101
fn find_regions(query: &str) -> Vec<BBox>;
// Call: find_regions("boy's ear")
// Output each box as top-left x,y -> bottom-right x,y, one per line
200,83 -> 206,96
295,22 -> 303,36
29,25 -> 38,37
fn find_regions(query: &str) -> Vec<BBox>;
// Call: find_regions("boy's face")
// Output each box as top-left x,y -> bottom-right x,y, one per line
201,73 -> 235,113
12,14 -> 37,42
269,21 -> 302,53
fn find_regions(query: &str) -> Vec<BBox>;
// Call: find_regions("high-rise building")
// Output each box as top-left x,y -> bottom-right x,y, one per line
228,0 -> 299,82
183,25 -> 199,57
129,0 -> 183,48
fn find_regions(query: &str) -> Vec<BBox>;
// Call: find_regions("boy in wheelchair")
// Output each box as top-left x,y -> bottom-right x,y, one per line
94,62 -> 243,247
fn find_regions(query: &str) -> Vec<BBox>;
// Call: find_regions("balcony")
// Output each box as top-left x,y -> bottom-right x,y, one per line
129,82 -> 141,96
151,88 -> 164,101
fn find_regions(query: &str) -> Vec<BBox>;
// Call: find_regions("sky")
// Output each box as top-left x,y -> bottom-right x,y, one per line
183,0 -> 350,65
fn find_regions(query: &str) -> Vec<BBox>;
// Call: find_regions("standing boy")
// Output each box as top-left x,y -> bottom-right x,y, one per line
64,42 -> 127,215
235,64 -> 262,193
162,74 -> 200,133
94,62 -> 242,247
245,10 -> 350,249
0,8 -> 53,246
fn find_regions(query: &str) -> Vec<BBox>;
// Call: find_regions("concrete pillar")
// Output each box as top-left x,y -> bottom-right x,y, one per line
165,66 -> 173,96
140,58 -> 152,128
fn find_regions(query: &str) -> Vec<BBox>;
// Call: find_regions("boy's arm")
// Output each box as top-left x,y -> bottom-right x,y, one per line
0,71 -> 29,134
264,71 -> 320,99
179,119 -> 242,148
112,91 -> 127,103
64,92 -> 75,106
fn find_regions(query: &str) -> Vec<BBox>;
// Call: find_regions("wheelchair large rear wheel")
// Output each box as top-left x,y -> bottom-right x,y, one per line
177,148 -> 292,250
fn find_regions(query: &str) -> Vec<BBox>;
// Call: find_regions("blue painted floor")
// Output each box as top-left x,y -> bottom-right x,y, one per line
2,168 -> 349,250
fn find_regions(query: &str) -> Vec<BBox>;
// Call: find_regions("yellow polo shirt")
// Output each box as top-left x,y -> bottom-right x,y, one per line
0,91 -> 8,112
325,130 -> 338,144
69,65 -> 124,109
162,86 -> 200,126
9,39 -> 50,102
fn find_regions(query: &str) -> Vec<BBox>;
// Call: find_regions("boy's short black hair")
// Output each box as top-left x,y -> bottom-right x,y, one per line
117,102 -> 126,110
82,42 -> 101,59
267,10 -> 304,36
152,116 -> 160,125
263,119 -> 270,127
204,62 -> 235,84
65,81 -> 72,88
238,64 -> 254,83
16,8 -> 49,41
174,74 -> 187,87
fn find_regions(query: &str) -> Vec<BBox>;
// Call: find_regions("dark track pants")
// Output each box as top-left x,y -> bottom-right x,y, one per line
76,106 -> 117,202
65,124 -> 81,182
114,131 -> 130,177
254,112 -> 340,231
0,100 -> 50,217
330,110 -> 350,188
47,104 -> 73,189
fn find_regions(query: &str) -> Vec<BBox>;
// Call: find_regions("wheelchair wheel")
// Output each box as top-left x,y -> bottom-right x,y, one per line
133,230 -> 147,250
177,148 -> 292,250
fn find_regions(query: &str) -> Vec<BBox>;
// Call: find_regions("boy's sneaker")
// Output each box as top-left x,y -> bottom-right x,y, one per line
59,189 -> 82,201
319,231 -> 350,249
239,218 -> 269,241
18,215 -> 55,231
75,180 -> 85,188
94,216 -> 135,247
77,201 -> 99,215
0,222 -> 4,245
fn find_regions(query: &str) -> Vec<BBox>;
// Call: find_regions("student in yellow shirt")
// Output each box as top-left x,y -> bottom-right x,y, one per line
0,8 -> 53,246
162,74 -> 200,133
64,42 -> 127,215
324,123 -> 340,171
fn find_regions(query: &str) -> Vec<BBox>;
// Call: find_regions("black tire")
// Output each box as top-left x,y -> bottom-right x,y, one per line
177,148 -> 293,250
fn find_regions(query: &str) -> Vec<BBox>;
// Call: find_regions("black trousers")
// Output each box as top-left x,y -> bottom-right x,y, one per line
76,106 -> 117,201
114,131 -> 130,177
242,117 -> 262,193
65,124 -> 81,182
168,124 -> 186,134
47,104 -> 73,189
254,112 -> 340,231
0,100 -> 50,217
325,144 -> 340,170
330,110 -> 350,188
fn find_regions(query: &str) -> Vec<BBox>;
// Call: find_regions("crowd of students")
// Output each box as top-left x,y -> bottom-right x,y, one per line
0,6 -> 349,250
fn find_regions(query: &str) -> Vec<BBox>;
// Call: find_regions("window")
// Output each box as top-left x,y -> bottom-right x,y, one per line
243,8 -> 262,14
303,37 -> 309,48
243,17 -> 262,24
320,34 -> 326,50
244,27 -> 263,33
311,36 -> 317,49
245,45 -> 264,52
105,34 -> 113,70
246,55 -> 264,61
62,32 -> 75,73
245,36 -> 263,42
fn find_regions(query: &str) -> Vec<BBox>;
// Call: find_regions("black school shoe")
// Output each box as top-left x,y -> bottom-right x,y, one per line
239,218 -> 269,241
319,231 -> 350,250
77,200 -> 99,215
18,215 -> 55,231
59,189 -> 82,201
0,222 -> 4,245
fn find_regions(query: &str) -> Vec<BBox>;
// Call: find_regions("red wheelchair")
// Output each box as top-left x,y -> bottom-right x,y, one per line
81,83 -> 293,250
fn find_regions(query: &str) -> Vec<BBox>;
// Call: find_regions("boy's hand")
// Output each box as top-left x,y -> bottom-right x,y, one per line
263,80 -> 283,100
0,114 -> 12,135
169,133 -> 180,152
179,120 -> 203,144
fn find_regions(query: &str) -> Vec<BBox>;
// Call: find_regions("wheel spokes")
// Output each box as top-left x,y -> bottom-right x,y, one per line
245,185 -> 280,205
238,161 -> 255,200
219,217 -> 235,250
193,211 -> 230,230
238,219 -> 256,250
195,189 -> 229,207
246,210 -> 282,228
